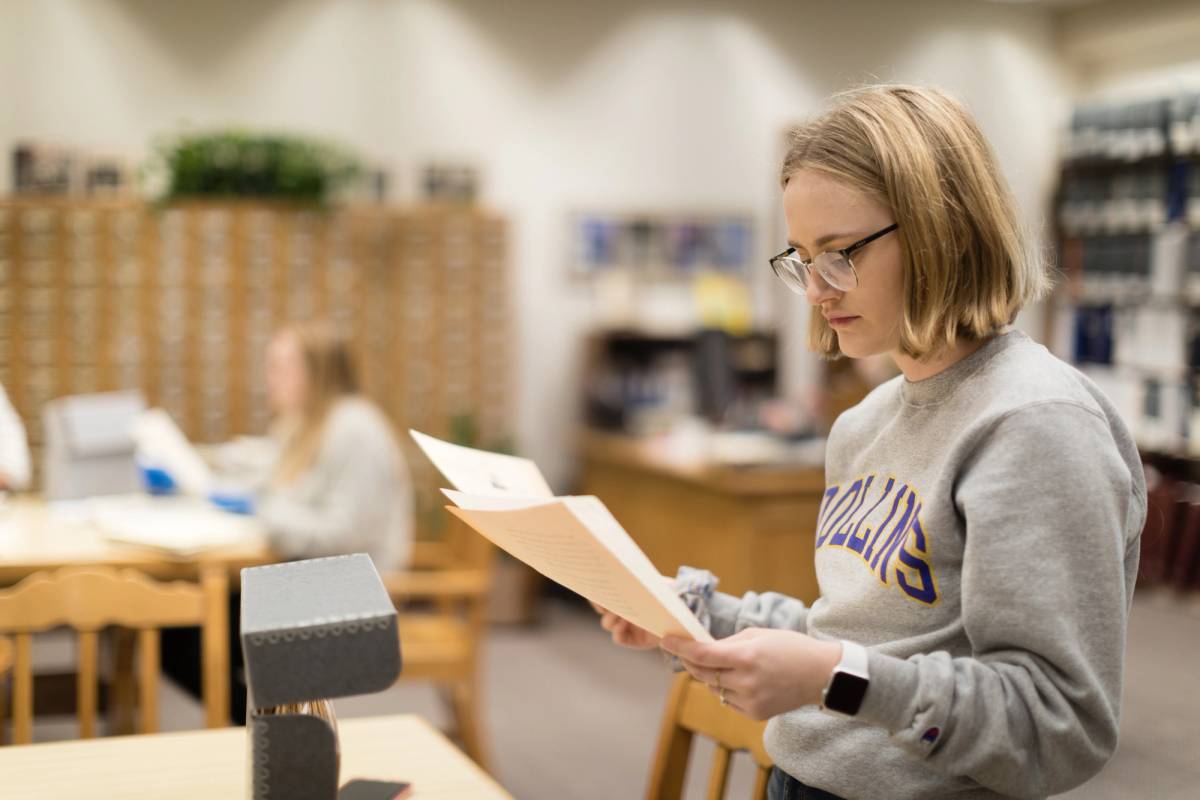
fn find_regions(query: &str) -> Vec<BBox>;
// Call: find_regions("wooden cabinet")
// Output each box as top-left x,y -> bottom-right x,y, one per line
579,432 -> 824,604
0,199 -> 511,537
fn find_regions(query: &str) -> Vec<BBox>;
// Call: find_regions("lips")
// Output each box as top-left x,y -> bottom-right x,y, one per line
824,314 -> 859,327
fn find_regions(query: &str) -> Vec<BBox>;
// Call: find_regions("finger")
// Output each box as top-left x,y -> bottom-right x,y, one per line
721,694 -> 751,716
702,680 -> 746,712
613,621 -> 642,646
660,636 -> 741,669
676,660 -> 710,685
677,662 -> 724,686
612,618 -> 642,642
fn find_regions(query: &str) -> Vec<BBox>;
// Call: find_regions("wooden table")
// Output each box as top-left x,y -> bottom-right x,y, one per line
580,431 -> 826,602
0,498 -> 274,585
0,497 -> 275,724
0,714 -> 513,799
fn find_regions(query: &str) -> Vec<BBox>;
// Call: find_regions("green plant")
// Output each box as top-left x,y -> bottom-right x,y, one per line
148,130 -> 361,205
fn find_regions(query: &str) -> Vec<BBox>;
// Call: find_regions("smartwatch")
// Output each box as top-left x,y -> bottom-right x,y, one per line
820,640 -> 870,716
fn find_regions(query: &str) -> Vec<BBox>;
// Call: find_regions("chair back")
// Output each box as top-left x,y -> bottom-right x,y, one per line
382,513 -> 496,770
0,636 -> 10,744
646,673 -> 773,800
41,391 -> 144,501
0,565 -> 228,744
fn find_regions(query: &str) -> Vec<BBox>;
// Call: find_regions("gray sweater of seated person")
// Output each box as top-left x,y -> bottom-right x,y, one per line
683,330 -> 1145,800
258,397 -> 414,572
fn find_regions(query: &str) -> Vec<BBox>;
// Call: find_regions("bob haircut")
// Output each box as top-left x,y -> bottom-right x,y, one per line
781,85 -> 1050,359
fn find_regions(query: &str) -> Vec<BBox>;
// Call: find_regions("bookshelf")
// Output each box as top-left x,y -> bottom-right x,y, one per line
1053,92 -> 1200,594
1052,92 -> 1200,460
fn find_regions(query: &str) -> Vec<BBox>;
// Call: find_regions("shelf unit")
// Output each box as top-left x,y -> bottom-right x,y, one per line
1052,93 -> 1200,594
0,198 -> 512,503
1052,93 -> 1200,459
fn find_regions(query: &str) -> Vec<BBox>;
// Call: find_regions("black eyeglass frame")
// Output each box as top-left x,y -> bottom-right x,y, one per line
768,222 -> 899,292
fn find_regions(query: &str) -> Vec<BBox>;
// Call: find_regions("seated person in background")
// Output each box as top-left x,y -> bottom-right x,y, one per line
0,381 -> 31,492
258,320 -> 414,572
0,379 -> 31,491
165,321 -> 413,724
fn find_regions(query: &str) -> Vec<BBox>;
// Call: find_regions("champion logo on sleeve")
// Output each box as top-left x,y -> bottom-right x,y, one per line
921,727 -> 940,745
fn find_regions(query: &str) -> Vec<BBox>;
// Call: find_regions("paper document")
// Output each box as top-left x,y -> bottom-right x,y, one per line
410,431 -> 711,642
91,495 -> 265,556
409,430 -> 554,498
132,409 -> 214,496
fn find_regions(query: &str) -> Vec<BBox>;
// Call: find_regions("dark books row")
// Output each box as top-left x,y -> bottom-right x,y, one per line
1065,92 -> 1200,164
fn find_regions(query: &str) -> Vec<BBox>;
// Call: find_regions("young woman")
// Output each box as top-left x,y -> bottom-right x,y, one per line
598,86 -> 1146,800
166,322 -> 414,724
258,321 -> 414,572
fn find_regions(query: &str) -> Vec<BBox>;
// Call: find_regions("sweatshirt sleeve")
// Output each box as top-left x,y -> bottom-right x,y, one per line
258,413 -> 394,560
853,402 -> 1144,799
0,383 -> 31,491
675,567 -> 811,639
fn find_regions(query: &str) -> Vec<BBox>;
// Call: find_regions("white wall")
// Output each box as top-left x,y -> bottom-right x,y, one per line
1,0 -> 1070,489
1058,0 -> 1200,99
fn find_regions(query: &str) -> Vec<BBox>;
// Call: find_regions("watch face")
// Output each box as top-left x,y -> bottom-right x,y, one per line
825,672 -> 869,715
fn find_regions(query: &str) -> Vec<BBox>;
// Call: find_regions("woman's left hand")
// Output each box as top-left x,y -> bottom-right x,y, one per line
660,629 -> 843,720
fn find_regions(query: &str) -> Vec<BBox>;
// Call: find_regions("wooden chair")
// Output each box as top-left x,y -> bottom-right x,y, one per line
646,673 -> 773,800
382,515 -> 497,771
0,565 -> 228,744
0,636 -> 11,744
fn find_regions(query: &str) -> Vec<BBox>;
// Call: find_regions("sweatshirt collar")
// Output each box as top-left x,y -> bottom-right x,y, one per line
899,329 -> 1025,407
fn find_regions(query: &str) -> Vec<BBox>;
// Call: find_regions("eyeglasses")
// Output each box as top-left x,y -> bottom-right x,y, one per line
768,223 -> 898,294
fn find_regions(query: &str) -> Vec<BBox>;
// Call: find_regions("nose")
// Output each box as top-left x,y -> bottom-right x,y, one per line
805,270 -> 841,307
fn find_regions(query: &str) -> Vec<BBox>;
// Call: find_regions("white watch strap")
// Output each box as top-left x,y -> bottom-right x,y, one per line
837,640 -> 870,679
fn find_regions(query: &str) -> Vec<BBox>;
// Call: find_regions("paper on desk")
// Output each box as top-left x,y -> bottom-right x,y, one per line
132,409 -> 214,496
91,495 -> 264,556
409,430 -> 553,499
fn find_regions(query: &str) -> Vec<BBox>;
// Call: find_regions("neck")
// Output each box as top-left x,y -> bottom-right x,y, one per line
891,333 -> 997,382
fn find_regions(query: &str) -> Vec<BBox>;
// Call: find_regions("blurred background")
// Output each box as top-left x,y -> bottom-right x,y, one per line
1,1 -> 1199,799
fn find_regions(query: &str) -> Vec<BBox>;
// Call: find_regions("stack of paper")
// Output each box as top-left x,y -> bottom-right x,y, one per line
410,431 -> 711,642
91,495 -> 265,556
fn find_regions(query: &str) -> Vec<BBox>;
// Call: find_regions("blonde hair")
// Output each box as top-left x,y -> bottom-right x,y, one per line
272,320 -> 360,483
781,85 -> 1049,359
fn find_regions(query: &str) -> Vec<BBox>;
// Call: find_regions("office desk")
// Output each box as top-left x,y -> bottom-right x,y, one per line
0,713 -> 513,799
0,498 -> 274,585
580,432 -> 825,602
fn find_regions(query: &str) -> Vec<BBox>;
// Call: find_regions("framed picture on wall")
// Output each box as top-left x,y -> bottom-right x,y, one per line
569,210 -> 754,279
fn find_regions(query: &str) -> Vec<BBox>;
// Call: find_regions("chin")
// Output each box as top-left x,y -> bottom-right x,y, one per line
835,333 -> 884,360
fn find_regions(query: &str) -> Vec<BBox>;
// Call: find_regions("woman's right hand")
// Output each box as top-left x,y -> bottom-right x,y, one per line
591,602 -> 661,650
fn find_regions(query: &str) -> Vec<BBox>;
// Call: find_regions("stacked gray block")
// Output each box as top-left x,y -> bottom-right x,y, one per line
241,553 -> 402,800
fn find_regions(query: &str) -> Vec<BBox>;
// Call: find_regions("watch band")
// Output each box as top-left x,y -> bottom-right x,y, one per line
836,640 -> 869,677
820,640 -> 870,716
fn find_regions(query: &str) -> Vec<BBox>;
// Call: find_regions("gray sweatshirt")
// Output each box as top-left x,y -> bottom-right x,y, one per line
695,330 -> 1146,799
259,397 -> 414,572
